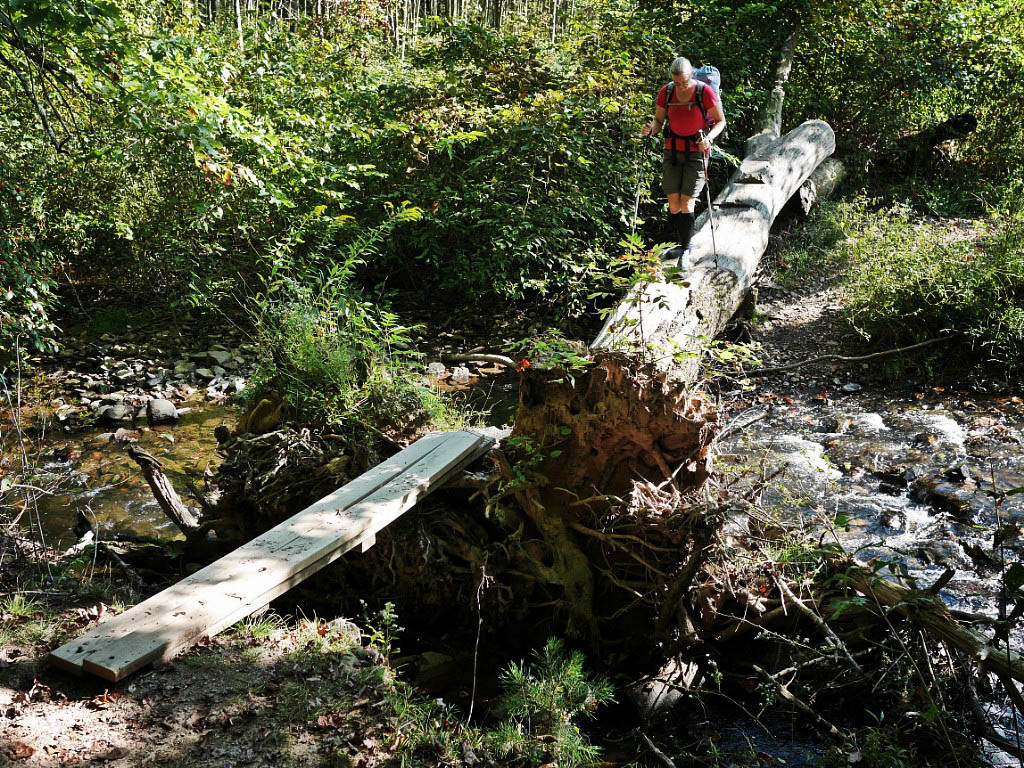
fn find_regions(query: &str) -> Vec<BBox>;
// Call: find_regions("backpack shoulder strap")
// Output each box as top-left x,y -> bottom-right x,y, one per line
693,80 -> 709,125
665,82 -> 675,106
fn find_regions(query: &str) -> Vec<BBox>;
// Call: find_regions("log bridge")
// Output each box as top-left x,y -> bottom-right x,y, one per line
49,429 -> 495,682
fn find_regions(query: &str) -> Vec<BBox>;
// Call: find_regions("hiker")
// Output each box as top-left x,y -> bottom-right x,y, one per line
642,56 -> 726,264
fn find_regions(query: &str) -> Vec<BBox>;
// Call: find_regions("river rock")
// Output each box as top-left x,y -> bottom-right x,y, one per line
195,368 -> 215,380
97,403 -> 133,426
910,476 -> 976,520
916,540 -> 963,568
427,362 -> 447,377
451,366 -> 472,383
850,413 -> 887,433
113,427 -> 140,443
207,350 -> 232,366
906,412 -> 965,447
821,415 -> 851,434
147,398 -> 179,425
943,462 -> 973,484
174,360 -> 195,375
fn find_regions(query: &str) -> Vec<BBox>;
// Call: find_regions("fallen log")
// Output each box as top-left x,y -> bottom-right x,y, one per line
593,120 -> 837,381
890,112 -> 978,171
126,446 -> 201,536
839,558 -> 1024,684
780,156 -> 847,220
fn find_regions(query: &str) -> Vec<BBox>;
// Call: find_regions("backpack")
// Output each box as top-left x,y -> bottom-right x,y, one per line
664,65 -> 721,164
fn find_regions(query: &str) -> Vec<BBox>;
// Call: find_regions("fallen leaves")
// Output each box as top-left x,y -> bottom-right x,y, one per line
74,602 -> 107,624
9,741 -> 35,760
87,690 -> 122,710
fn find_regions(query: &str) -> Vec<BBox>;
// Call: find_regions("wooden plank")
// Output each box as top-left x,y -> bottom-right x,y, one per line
86,431 -> 495,681
49,433 -> 442,676
49,430 -> 491,678
48,430 -> 455,675
63,430 -> 489,680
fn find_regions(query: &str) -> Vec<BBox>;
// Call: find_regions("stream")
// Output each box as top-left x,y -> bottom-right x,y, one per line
720,383 -> 1024,621
7,362 -> 1024,635
6,405 -> 232,550
6,350 -> 1024,765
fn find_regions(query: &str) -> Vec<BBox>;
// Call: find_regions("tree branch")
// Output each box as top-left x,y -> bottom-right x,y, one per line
750,336 -> 946,377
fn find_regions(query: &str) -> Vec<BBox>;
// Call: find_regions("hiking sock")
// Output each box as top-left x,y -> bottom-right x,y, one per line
675,211 -> 696,252
666,211 -> 684,247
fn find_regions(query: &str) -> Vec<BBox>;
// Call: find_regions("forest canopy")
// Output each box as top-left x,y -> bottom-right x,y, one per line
2,0 -> 1022,354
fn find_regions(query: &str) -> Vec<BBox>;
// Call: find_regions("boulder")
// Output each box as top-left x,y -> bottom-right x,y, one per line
147,398 -> 179,425
97,403 -> 133,426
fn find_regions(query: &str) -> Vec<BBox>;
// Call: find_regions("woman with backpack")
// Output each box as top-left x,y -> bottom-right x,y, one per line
642,57 -> 726,267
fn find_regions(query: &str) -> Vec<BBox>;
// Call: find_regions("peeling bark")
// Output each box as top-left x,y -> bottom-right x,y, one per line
594,120 -> 838,382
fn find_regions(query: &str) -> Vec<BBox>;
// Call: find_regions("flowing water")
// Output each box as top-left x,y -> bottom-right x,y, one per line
720,385 -> 1024,621
4,405 -> 232,550
6,367 -> 1024,763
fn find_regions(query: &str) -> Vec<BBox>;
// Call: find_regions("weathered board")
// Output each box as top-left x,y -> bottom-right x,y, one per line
49,429 -> 494,681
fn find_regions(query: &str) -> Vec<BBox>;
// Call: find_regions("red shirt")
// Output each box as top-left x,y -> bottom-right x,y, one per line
656,82 -> 720,153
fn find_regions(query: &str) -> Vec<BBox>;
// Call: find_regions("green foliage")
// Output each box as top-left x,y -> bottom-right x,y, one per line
857,721 -> 920,768
3,0 -> 1023,388
840,198 -> 1024,372
488,637 -> 615,768
361,601 -> 403,662
245,206 -> 463,434
511,331 -> 593,371
0,593 -> 42,618
0,151 -> 61,353
772,199 -> 853,285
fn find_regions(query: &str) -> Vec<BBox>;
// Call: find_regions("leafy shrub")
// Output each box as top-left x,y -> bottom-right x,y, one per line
839,198 -> 1024,373
244,207 -> 463,436
0,165 -> 60,354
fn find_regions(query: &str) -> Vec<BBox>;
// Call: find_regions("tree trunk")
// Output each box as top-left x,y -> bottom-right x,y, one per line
745,30 -> 799,157
593,120 -> 837,382
780,155 -> 847,220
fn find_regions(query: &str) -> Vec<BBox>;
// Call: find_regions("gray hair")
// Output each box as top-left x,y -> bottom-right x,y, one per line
669,57 -> 692,76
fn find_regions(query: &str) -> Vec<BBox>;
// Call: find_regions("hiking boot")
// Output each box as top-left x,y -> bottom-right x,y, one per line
674,244 -> 693,271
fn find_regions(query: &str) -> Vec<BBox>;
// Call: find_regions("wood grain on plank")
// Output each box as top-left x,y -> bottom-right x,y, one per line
49,430 -> 491,678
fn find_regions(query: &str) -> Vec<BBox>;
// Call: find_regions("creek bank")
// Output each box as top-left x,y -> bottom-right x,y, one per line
23,328 -> 258,434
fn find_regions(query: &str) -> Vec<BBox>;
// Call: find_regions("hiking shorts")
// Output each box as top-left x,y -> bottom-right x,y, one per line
662,151 -> 706,198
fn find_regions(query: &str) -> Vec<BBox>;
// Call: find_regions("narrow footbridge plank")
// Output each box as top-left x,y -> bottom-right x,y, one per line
49,429 -> 494,681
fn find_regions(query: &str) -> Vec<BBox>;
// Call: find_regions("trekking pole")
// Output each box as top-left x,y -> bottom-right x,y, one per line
698,130 -> 718,259
630,136 -> 648,241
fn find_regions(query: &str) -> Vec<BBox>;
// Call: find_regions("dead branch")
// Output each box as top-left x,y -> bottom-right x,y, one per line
126,445 -> 201,535
965,669 -> 1024,760
775,576 -> 864,676
750,337 -> 946,377
840,557 -> 1024,684
745,30 -> 799,155
439,353 -> 515,368
752,664 -> 847,740
97,542 -> 146,591
639,732 -> 678,768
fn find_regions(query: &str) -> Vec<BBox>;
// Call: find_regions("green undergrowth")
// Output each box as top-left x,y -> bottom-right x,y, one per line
222,612 -> 616,767
773,189 -> 1024,377
240,207 -> 472,438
